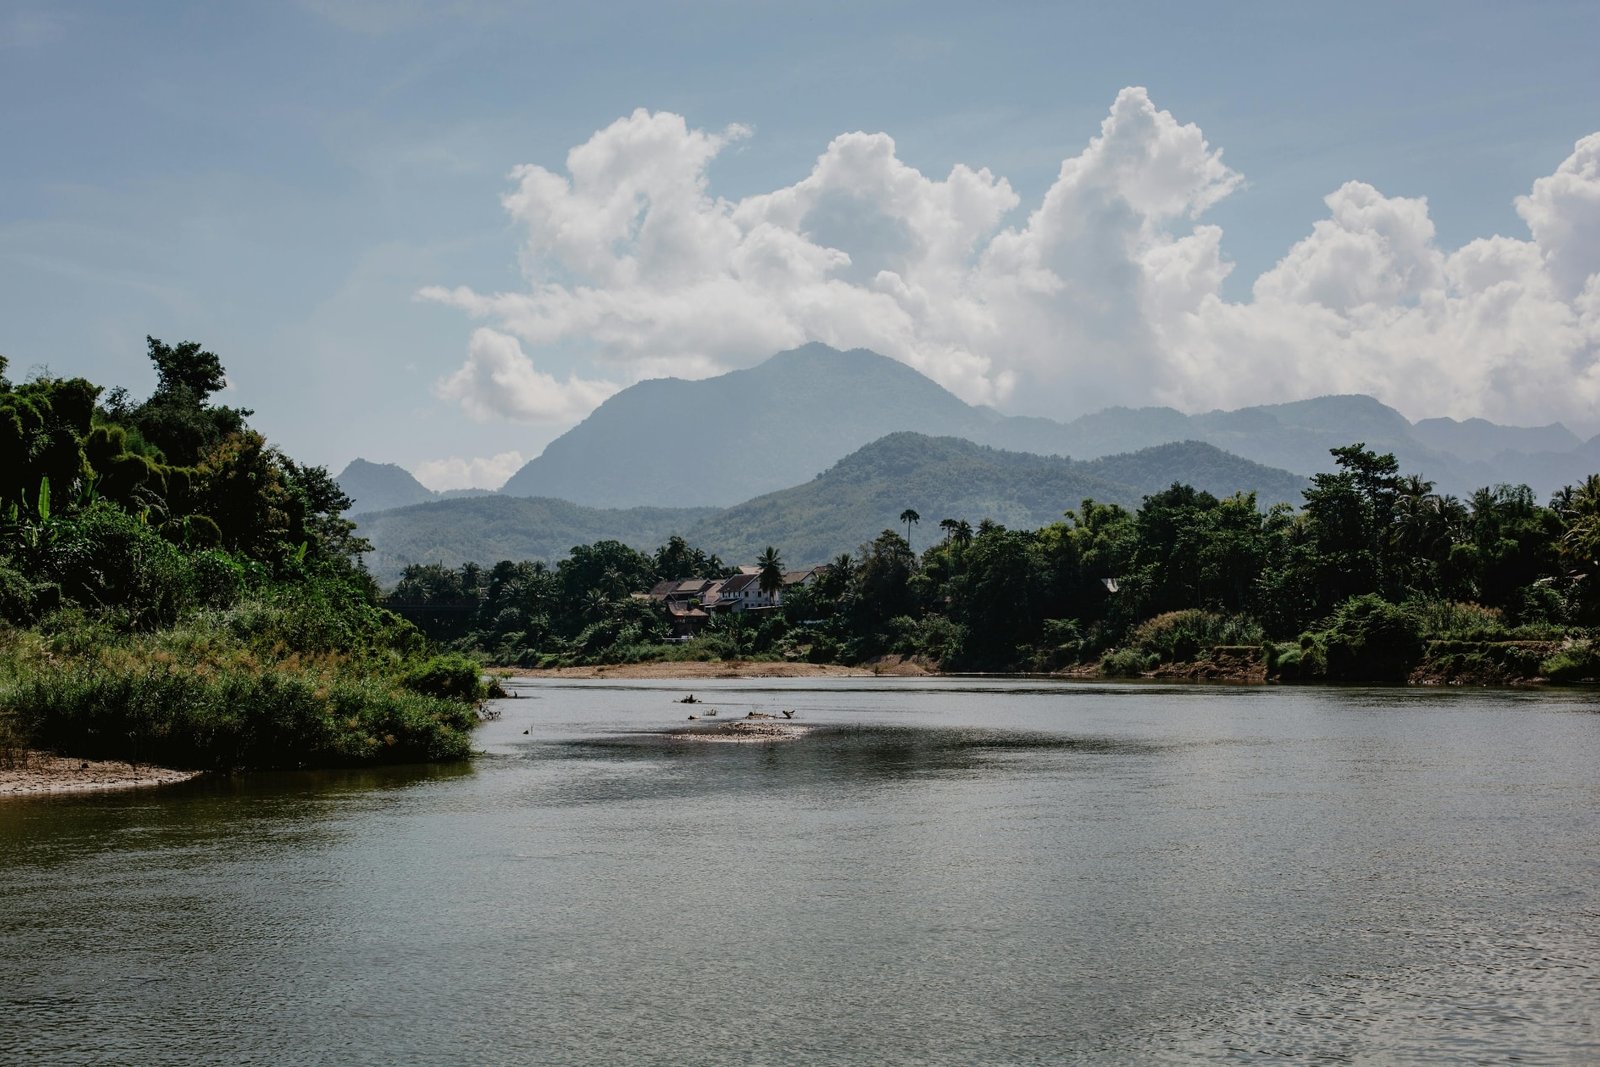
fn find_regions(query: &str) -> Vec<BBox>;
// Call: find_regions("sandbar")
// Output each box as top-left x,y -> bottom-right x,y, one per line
1,752 -> 202,798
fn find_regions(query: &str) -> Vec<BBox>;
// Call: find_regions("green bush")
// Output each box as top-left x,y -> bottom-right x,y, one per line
1412,600 -> 1509,641
39,502 -> 193,629
0,563 -> 36,624
1272,643 -> 1304,680
188,549 -> 246,610
401,652 -> 486,703
1313,594 -> 1424,683
1540,643 -> 1600,683
1100,648 -> 1158,677
1128,610 -> 1264,663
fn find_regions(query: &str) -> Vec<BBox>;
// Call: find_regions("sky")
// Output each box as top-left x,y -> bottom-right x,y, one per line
3,1 -> 1599,489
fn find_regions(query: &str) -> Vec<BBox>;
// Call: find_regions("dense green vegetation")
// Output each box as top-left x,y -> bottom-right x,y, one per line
0,340 -> 483,770
395,443 -> 1600,683
353,433 -> 1309,582
354,495 -> 718,585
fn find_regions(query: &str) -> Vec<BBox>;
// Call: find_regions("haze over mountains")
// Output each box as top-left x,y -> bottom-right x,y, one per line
342,344 -> 1593,514
335,343 -> 1600,582
351,433 -> 1309,584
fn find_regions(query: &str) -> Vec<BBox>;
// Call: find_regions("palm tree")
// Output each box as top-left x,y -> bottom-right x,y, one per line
900,508 -> 920,549
757,545 -> 784,603
952,519 -> 973,548
939,517 -> 958,544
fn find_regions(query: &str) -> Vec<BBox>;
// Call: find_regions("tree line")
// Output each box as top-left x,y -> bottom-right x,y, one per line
0,340 -> 483,770
395,443 -> 1600,683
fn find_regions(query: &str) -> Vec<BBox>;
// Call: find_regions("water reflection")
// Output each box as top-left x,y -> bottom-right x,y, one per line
2,680 -> 1598,1065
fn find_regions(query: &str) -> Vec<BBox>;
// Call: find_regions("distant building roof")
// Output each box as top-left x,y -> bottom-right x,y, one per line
721,573 -> 759,594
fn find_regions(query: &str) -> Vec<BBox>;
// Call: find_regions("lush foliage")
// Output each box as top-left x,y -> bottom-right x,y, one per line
392,441 -> 1600,684
0,342 -> 481,769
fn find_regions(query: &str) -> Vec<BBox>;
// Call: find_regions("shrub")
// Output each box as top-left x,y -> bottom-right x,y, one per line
1272,643 -> 1304,680
1314,594 -> 1424,683
188,549 -> 246,610
0,563 -> 37,624
1412,600 -> 1508,641
1041,618 -> 1086,664
1128,610 -> 1264,663
1100,648 -> 1158,677
1540,642 -> 1600,683
401,652 -> 486,703
39,502 -> 193,629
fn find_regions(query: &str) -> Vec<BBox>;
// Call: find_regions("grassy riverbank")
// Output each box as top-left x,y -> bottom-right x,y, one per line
0,600 -> 482,770
0,341 -> 488,775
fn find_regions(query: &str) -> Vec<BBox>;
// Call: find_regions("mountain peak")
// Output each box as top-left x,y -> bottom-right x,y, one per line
336,459 -> 435,515
488,344 -> 1596,509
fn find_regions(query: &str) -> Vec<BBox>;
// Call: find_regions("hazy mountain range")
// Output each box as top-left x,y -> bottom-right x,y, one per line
337,343 -> 1600,583
341,344 -> 1599,517
350,432 -> 1308,584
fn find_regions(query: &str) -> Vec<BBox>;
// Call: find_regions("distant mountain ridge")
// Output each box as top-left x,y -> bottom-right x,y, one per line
681,433 -> 1309,566
337,459 -> 492,516
338,459 -> 435,514
483,344 -> 1595,506
497,343 -> 1010,506
353,496 -> 719,584
353,434 -> 1309,583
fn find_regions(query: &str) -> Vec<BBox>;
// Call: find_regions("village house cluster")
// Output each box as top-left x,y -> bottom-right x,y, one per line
641,565 -> 823,637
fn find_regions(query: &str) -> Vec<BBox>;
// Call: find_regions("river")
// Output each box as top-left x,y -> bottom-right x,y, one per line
3,678 -> 1598,1065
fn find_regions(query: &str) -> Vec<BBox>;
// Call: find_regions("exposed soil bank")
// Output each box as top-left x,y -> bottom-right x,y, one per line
1,752 -> 202,798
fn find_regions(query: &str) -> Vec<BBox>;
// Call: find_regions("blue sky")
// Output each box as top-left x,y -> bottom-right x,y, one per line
4,1 -> 1599,487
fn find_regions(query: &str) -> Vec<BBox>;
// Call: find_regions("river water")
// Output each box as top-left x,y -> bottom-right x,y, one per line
3,678 -> 1598,1065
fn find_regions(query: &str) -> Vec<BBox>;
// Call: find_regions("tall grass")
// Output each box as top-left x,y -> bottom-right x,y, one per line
0,606 -> 478,770
1127,610 -> 1265,663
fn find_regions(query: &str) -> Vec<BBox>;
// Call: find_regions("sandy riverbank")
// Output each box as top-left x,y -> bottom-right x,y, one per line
1,752 -> 203,798
519,656 -> 933,680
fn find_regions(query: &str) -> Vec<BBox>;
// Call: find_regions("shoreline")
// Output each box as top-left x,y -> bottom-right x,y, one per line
518,657 -> 932,680
1,752 -> 203,798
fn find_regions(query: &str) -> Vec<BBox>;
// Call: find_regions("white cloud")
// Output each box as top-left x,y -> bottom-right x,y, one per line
413,449 -> 527,492
425,91 -> 1600,433
432,327 -> 619,423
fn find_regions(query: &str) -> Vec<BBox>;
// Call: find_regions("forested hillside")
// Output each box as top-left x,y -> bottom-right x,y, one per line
353,433 -> 1308,579
356,496 -> 719,584
683,434 -> 1308,565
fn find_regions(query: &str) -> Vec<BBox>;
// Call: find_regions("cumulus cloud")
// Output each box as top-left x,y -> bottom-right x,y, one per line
413,448 -> 527,492
424,91 -> 1600,432
432,327 -> 619,423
